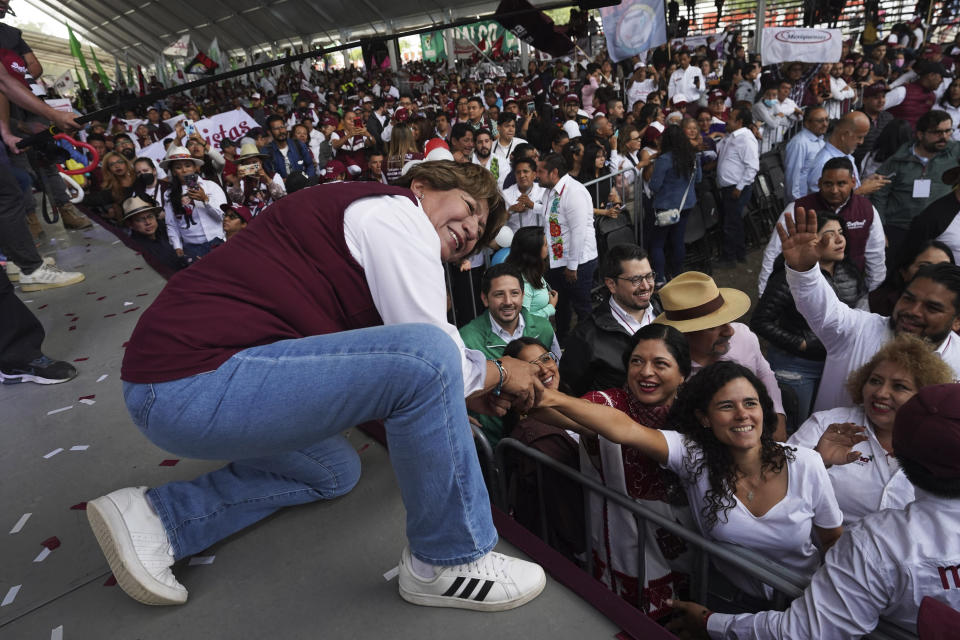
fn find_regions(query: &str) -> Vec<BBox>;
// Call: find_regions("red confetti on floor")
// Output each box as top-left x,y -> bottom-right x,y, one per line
159,459 -> 180,467
136,292 -> 149,296
64,313 -> 75,317
103,575 -> 117,586
73,358 -> 88,362
68,326 -> 77,331
122,341 -> 129,348
69,502 -> 87,510
123,270 -> 130,274
134,267 -> 143,271
78,395 -> 95,401
96,296 -> 106,301
41,536 -> 61,550
109,275 -> 116,280
86,291 -> 97,295
122,307 -> 140,313
104,314 -> 116,318
358,443 -> 370,453
37,304 -> 47,309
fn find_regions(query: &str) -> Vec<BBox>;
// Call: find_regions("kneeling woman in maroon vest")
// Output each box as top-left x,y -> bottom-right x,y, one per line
86,161 -> 550,612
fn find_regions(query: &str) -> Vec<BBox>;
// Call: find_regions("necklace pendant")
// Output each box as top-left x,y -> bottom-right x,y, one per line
746,489 -> 755,502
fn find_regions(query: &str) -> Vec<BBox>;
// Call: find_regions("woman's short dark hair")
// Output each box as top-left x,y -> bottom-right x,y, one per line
577,143 -> 609,181
621,323 -> 692,378
505,226 -> 548,288
503,336 -> 548,359
667,361 -> 793,529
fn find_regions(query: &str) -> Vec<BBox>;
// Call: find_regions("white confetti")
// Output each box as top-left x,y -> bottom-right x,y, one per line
111,240 -> 121,245
51,625 -> 63,640
47,406 -> 73,416
188,555 -> 216,566
123,301 -> 133,306
9,513 -> 31,534
33,547 -> 51,563
43,448 -> 64,459
78,399 -> 96,406
96,374 -> 108,383
22,300 -> 33,303
1,584 -> 20,606
383,565 -> 400,581
70,445 -> 89,451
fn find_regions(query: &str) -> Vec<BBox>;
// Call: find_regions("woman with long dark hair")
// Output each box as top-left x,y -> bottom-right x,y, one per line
538,360 -> 843,600
647,124 -> 702,286
505,226 -> 557,319
576,143 -> 622,219
161,145 -> 228,262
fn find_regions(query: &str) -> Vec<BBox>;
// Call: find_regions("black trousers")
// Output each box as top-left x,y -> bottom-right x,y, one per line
0,146 -> 42,272
0,268 -> 45,367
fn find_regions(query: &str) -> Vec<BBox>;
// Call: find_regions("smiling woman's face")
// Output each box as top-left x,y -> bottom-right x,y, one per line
516,343 -> 559,390
626,339 -> 684,406
410,178 -> 488,263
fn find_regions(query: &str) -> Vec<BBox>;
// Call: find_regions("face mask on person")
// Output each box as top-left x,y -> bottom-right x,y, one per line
763,99 -> 777,108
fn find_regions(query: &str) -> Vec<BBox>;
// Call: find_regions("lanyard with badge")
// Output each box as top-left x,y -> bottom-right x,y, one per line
913,158 -> 931,199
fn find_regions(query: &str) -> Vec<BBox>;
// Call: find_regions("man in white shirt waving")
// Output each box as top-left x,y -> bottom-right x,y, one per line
780,207 -> 960,412
537,152 -> 599,339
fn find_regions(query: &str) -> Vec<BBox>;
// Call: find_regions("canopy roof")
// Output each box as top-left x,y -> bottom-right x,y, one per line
39,0 -> 553,68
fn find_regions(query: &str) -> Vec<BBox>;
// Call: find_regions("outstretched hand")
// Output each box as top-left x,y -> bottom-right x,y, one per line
815,422 -> 869,467
664,599 -> 711,639
776,206 -> 820,272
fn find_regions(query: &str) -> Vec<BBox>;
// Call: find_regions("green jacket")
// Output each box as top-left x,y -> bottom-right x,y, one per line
870,140 -> 960,230
458,309 -> 556,446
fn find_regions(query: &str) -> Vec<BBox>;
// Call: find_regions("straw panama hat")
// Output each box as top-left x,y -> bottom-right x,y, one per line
653,271 -> 751,332
235,141 -> 269,161
121,196 -> 161,222
160,145 -> 204,169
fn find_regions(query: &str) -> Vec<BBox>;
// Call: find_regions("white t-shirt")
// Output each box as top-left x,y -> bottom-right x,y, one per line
277,144 -> 291,174
936,210 -> 960,258
662,430 -> 843,598
788,406 -> 913,525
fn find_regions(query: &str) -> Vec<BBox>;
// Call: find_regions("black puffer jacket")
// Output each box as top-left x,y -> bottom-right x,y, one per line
560,294 -> 664,397
751,256 -> 866,360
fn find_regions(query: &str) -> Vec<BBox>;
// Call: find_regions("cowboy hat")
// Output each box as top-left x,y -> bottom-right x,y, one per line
121,196 -> 162,222
653,271 -> 751,332
235,141 -> 268,161
160,145 -> 204,169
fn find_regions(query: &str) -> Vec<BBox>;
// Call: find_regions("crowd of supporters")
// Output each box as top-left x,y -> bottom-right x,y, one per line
4,11 -> 960,637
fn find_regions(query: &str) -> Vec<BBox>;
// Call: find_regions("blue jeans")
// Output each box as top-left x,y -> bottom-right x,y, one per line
720,185 -> 752,261
122,323 -> 497,565
765,345 -> 824,424
183,238 -> 224,261
647,208 -> 692,284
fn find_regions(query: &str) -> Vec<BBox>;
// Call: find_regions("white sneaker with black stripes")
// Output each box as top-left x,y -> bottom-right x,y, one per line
398,547 -> 546,612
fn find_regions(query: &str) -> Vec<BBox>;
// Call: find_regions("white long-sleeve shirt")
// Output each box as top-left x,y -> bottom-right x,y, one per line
707,490 -> 960,639
502,182 -> 546,232
343,195 -> 487,396
785,264 -> 960,412
163,178 -> 227,250
716,127 -> 759,191
542,173 -> 598,270
758,201 -> 886,294
824,76 -> 856,121
668,65 -> 705,104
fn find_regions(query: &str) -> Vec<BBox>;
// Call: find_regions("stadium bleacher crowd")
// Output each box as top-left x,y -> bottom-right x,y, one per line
4,6 -> 960,638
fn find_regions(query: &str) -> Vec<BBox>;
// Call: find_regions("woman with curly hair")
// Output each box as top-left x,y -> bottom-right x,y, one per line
83,151 -> 137,222
538,360 -> 843,600
788,334 -> 954,525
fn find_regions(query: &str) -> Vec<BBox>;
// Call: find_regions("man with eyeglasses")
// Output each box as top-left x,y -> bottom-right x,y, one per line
459,263 -> 559,446
560,244 -> 662,397
871,109 -> 960,259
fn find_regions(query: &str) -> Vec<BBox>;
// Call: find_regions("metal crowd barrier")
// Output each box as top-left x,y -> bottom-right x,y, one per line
489,436 -> 919,640
579,164 -> 645,249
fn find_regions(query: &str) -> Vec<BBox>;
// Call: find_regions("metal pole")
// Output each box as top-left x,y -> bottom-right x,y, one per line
755,0 -> 767,54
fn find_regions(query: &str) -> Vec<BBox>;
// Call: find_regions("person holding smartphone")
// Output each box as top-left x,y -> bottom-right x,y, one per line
160,145 -> 228,262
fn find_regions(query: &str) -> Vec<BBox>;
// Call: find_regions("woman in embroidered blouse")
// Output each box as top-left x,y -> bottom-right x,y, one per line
505,226 -> 557,319
788,333 -> 954,525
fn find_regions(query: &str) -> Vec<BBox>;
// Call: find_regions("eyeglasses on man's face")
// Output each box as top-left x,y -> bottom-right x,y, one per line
926,127 -> 954,137
616,272 -> 657,286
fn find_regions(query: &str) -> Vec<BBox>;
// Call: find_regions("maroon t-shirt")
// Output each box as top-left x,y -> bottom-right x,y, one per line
121,182 -> 417,383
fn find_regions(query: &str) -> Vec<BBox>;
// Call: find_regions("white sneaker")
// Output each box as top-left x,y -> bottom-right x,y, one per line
87,487 -> 188,606
5,256 -> 56,283
398,547 -> 545,612
18,262 -> 84,292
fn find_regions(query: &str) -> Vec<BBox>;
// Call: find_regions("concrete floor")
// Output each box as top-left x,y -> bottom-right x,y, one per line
1,218 -> 619,640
